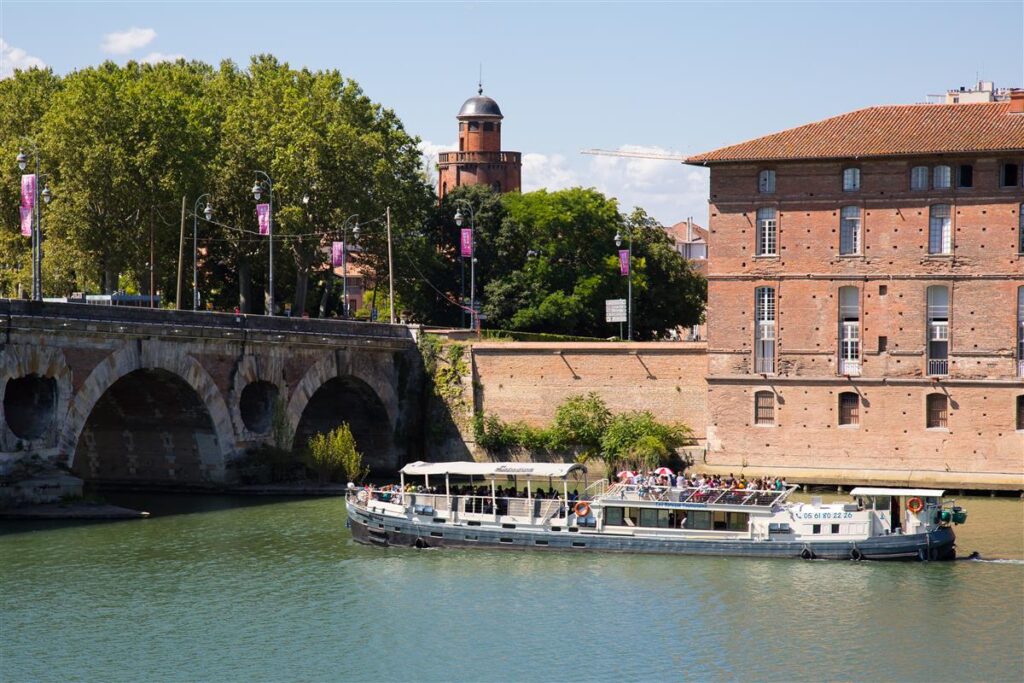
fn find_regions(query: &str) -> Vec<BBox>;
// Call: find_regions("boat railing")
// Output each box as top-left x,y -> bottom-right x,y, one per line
599,484 -> 795,507
584,479 -> 609,500
351,488 -> 574,523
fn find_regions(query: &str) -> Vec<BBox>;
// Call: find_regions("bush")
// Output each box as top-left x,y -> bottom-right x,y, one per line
548,392 -> 610,452
599,411 -> 691,471
307,423 -> 368,485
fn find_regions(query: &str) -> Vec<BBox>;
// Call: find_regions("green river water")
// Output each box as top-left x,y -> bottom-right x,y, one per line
1,492 -> 1021,682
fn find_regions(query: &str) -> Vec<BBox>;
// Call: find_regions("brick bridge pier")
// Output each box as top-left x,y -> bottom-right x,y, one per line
0,300 -> 423,495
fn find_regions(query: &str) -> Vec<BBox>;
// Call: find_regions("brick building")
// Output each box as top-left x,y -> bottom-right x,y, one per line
437,87 -> 522,200
686,93 -> 1024,488
666,218 -> 708,340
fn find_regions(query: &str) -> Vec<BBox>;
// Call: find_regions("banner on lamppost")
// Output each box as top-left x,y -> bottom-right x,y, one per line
460,228 -> 473,257
618,249 -> 630,275
19,206 -> 32,237
331,241 -> 345,268
20,174 -> 36,237
256,203 -> 271,235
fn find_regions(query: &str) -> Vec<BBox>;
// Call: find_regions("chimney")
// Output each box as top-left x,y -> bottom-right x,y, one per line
1010,90 -> 1024,114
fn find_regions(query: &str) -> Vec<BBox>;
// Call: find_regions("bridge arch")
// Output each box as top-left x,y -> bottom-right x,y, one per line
228,353 -> 288,439
287,351 -> 400,473
61,342 -> 235,482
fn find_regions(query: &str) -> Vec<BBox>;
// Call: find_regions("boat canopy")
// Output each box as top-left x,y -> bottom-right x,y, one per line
400,461 -> 586,479
849,487 -> 945,497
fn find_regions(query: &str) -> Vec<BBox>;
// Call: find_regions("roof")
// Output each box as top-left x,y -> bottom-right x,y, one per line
849,487 -> 946,498
685,102 -> 1024,164
458,94 -> 503,119
665,220 -> 707,243
401,461 -> 585,479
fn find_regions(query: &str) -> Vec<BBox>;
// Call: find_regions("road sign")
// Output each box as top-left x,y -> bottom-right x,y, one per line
605,298 -> 627,323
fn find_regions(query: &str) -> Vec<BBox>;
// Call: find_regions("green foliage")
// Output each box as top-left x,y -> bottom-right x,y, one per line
473,413 -> 550,452
547,392 -> 611,452
307,423 -> 368,484
600,411 -> 692,470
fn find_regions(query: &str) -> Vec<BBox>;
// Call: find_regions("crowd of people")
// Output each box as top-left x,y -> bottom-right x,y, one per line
616,471 -> 788,492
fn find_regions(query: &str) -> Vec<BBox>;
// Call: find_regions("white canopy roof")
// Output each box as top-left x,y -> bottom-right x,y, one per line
850,487 -> 945,497
400,461 -> 586,479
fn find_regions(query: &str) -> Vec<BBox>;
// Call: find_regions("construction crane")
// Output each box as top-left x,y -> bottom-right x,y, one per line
580,148 -> 689,161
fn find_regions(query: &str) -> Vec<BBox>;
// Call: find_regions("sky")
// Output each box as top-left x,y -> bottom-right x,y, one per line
2,1 -> 1023,227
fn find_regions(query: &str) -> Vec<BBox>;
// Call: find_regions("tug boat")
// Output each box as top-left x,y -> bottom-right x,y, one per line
345,462 -> 967,561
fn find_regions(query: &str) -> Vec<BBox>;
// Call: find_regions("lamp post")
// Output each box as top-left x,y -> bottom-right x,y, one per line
192,194 -> 213,310
453,200 -> 476,330
614,228 -> 633,341
336,213 -> 358,317
16,141 -> 52,301
251,171 -> 274,315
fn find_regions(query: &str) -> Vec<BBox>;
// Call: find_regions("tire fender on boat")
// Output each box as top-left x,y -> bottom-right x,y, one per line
800,546 -> 814,560
850,547 -> 864,561
414,537 -> 428,549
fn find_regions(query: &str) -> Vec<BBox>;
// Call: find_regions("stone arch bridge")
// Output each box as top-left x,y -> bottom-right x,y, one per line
0,300 -> 423,490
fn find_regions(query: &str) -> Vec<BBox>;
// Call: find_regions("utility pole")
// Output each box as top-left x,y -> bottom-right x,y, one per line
149,205 -> 155,308
176,196 -> 186,310
386,206 -> 395,324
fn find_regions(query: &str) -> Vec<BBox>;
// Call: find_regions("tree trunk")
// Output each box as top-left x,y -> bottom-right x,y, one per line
238,252 -> 252,313
318,280 -> 330,318
294,265 -> 309,317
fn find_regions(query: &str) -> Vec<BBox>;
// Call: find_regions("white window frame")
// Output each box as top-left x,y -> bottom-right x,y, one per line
928,204 -> 952,255
843,167 -> 860,192
755,287 -> 776,375
927,286 -> 950,376
839,206 -> 861,255
910,166 -> 929,191
756,207 -> 777,256
933,165 -> 951,189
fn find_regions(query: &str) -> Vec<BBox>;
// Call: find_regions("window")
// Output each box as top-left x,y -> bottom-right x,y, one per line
1002,162 -> 1019,187
957,164 -> 973,188
840,206 -> 861,255
878,335 -> 888,352
812,524 -> 821,534
926,393 -> 948,429
754,391 -> 775,425
1017,287 -> 1024,378
1017,395 -> 1024,431
911,166 -> 929,191
468,121 -> 479,131
605,507 -> 624,526
927,286 -> 949,376
839,287 -> 860,375
758,169 -> 776,193
755,207 -> 777,256
933,165 -> 951,189
843,167 -> 860,191
483,121 -> 494,131
928,204 -> 952,255
839,392 -> 860,426
755,287 -> 776,374
831,524 -> 840,534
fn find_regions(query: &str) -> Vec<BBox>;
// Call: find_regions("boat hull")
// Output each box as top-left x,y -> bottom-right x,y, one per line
347,504 -> 956,561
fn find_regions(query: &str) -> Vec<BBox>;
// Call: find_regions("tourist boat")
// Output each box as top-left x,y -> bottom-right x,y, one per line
345,462 -> 967,561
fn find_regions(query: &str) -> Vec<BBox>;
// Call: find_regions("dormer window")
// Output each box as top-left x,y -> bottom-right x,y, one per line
468,121 -> 480,131
910,166 -> 929,190
758,170 -> 776,194
843,167 -> 860,192
933,165 -> 951,189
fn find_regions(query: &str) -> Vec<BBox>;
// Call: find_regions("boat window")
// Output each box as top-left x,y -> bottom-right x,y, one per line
686,510 -> 712,530
625,508 -> 639,527
872,496 -> 891,511
605,507 -> 624,526
727,512 -> 748,531
640,508 -> 659,528
831,524 -> 840,534
812,524 -> 821,534
657,509 -> 673,528
713,511 -> 728,530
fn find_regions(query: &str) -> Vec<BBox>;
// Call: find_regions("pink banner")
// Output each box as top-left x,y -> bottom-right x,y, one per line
20,174 -> 36,210
460,228 -> 473,258
20,206 -> 32,237
256,203 -> 270,235
331,241 -> 345,268
619,249 -> 630,275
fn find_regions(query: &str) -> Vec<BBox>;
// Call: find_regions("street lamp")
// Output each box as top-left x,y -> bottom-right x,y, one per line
251,170 -> 274,315
192,194 -> 213,310
453,200 -> 476,330
614,228 -> 633,341
337,214 -> 359,317
15,141 -> 50,301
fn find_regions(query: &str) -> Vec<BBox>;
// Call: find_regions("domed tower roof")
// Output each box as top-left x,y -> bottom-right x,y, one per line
457,87 -> 503,119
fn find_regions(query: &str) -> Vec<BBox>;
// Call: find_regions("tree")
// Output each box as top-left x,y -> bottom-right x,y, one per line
307,423 -> 368,484
548,392 -> 611,452
600,411 -> 692,471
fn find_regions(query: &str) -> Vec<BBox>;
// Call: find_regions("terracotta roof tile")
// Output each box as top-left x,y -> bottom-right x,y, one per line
685,102 -> 1024,164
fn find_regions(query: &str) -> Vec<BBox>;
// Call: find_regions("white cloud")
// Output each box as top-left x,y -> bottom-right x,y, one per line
417,139 -> 454,185
522,152 -> 579,192
0,39 -> 45,79
101,27 -> 157,55
140,52 -> 184,64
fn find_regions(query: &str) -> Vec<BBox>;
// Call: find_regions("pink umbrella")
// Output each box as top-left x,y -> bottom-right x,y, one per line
617,470 -> 635,481
654,467 -> 674,477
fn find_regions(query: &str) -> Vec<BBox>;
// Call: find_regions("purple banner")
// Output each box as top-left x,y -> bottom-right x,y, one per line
20,206 -> 32,237
460,228 -> 473,258
20,174 -> 36,210
331,241 -> 345,268
619,249 -> 630,276
256,203 -> 271,236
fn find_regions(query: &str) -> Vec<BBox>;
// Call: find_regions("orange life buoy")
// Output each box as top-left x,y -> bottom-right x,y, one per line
573,501 -> 591,517
907,497 -> 924,514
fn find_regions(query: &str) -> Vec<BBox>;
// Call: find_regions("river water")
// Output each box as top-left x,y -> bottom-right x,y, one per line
1,492 -> 1021,682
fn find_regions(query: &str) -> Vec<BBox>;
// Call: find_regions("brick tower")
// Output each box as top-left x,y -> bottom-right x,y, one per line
437,86 -> 521,200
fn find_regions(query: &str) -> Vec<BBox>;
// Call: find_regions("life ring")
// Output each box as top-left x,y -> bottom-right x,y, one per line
573,501 -> 591,518
907,497 -> 924,514
356,489 -> 368,503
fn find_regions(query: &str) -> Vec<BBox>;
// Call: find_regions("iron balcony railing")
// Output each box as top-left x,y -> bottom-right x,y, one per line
839,358 -> 861,376
755,356 -> 775,374
928,358 -> 949,376
437,151 -> 522,165
1017,359 -> 1024,378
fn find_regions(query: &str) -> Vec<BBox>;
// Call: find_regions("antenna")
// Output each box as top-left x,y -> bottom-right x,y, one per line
478,64 -> 483,95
